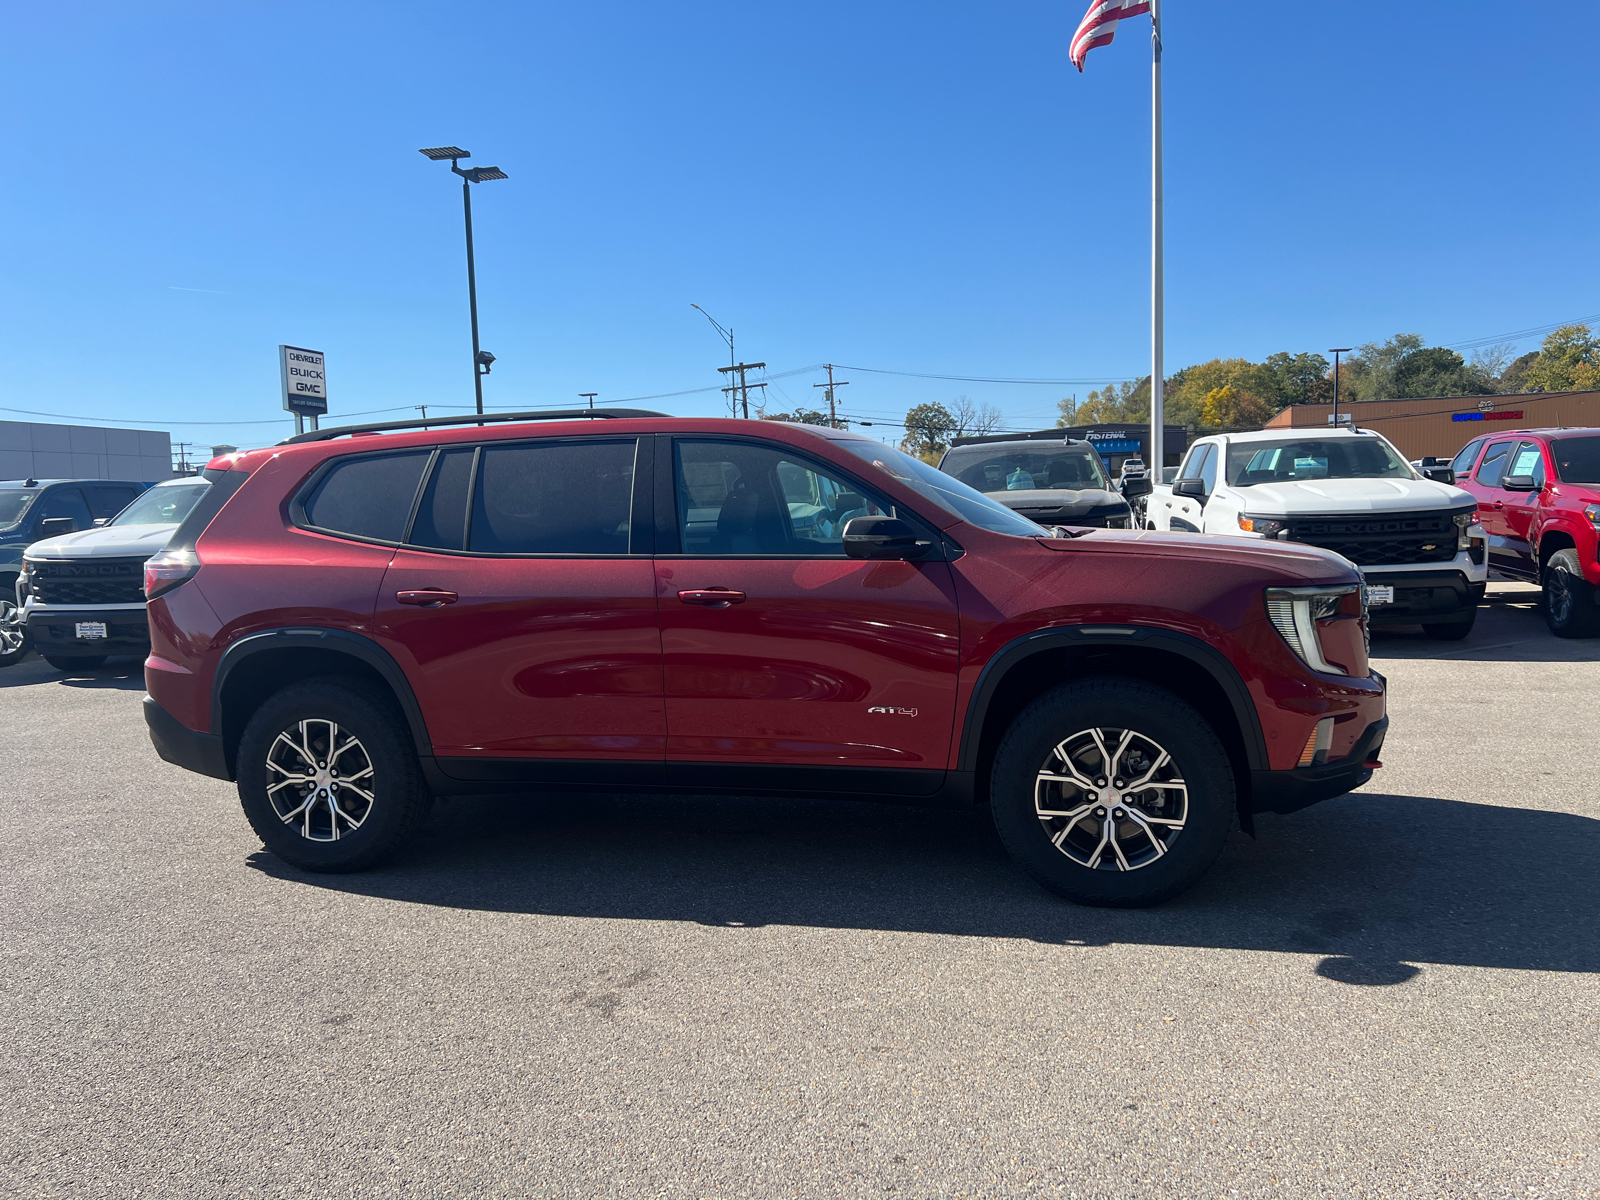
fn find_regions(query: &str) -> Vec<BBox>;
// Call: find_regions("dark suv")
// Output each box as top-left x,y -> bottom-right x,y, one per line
1452,427 -> 1600,637
143,411 -> 1387,907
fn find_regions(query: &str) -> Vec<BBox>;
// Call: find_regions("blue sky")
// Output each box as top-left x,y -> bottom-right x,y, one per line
2,1 -> 1596,453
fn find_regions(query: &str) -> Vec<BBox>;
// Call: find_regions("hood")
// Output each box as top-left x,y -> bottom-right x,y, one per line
989,487 -> 1126,516
1039,527 -> 1359,584
1234,476 -> 1473,515
25,524 -> 178,560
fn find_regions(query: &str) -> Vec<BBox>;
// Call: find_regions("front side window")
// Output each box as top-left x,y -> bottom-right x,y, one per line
1450,438 -> 1486,476
1551,435 -> 1600,484
832,440 -> 1046,537
111,481 -> 209,527
1507,442 -> 1545,483
674,440 -> 887,556
1177,443 -> 1212,481
1474,441 -> 1514,489
36,487 -> 93,531
1224,437 -> 1412,486
470,440 -> 635,554
1198,444 -> 1220,493
303,451 -> 431,543
939,444 -> 1110,494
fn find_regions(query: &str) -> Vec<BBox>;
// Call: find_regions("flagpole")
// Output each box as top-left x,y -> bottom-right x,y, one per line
1149,0 -> 1164,478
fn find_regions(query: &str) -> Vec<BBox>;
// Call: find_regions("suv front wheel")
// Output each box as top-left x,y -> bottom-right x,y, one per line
237,679 -> 431,871
990,677 -> 1235,907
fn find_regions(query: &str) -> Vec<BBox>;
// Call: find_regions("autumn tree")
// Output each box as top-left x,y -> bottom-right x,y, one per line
901,402 -> 958,462
1199,385 -> 1275,428
1522,324 -> 1600,393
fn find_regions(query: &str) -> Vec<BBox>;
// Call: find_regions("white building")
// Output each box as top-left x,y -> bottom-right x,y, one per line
0,421 -> 173,482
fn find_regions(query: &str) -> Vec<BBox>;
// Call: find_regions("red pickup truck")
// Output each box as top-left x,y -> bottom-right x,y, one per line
142,410 -> 1387,907
1451,427 -> 1600,637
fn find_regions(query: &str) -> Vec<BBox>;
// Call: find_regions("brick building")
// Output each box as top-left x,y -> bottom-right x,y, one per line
1264,390 -> 1600,461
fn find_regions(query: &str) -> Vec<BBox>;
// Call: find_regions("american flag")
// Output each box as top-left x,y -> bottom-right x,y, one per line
1069,0 -> 1152,71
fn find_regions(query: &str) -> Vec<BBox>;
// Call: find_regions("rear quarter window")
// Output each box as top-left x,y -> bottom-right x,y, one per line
301,451 -> 431,543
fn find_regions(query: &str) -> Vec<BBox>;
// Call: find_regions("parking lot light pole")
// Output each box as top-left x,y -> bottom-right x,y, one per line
420,147 -> 508,418
1328,348 -> 1353,427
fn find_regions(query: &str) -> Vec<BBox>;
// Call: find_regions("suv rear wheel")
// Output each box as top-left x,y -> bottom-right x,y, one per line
990,677 -> 1235,907
1543,548 -> 1600,638
237,679 -> 431,871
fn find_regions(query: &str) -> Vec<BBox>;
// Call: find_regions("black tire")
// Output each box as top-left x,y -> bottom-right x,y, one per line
1422,607 -> 1477,641
0,595 -> 29,668
990,677 -> 1236,908
1542,548 -> 1600,638
237,678 -> 431,872
43,654 -> 108,670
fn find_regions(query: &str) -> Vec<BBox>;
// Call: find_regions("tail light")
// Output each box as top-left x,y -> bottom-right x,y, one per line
1264,585 -> 1361,676
144,547 -> 200,600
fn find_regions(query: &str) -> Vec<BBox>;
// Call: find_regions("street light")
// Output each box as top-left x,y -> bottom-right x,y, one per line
1328,348 -> 1353,427
420,146 -> 508,419
691,303 -> 737,413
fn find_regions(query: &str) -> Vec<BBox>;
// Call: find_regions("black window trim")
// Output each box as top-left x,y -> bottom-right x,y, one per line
393,434 -> 653,560
288,446 -> 437,551
654,433 -> 951,560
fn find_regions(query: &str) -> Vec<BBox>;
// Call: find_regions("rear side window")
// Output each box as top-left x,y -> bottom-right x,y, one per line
470,440 -> 635,554
85,485 -> 139,519
1474,441 -> 1513,489
303,451 -> 431,543
1450,438 -> 1485,476
408,448 -> 476,551
1552,435 -> 1600,484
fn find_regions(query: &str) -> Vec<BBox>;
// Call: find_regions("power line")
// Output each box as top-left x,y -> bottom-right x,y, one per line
1442,312 -> 1600,352
835,364 -> 1132,385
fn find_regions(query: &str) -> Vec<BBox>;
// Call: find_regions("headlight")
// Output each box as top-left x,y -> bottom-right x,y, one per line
1453,510 -> 1477,549
1264,585 -> 1359,675
1585,504 -> 1600,529
1238,515 -> 1286,537
18,558 -> 34,597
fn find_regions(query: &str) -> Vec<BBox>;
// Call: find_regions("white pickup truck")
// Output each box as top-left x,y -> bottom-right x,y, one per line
1147,427 -> 1488,639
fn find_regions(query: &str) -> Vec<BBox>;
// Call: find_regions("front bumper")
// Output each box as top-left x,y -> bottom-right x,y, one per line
144,695 -> 230,780
1250,716 -> 1388,815
27,606 -> 150,655
1362,569 -> 1484,625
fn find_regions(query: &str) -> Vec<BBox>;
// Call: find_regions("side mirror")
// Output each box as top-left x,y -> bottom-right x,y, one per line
1172,478 -> 1207,499
1419,464 -> 1456,485
92,517 -> 110,528
1501,473 -> 1537,492
39,517 -> 78,538
1120,474 -> 1153,499
842,515 -> 934,561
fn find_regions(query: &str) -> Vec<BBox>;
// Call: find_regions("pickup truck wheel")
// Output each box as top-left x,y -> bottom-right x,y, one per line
990,678 -> 1234,908
1542,549 -> 1600,638
237,679 -> 430,872
1421,608 -> 1476,640
42,654 -> 108,670
0,598 -> 28,668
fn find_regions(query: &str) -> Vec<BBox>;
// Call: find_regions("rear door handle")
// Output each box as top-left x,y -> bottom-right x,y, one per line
678,587 -> 746,608
396,589 -> 458,607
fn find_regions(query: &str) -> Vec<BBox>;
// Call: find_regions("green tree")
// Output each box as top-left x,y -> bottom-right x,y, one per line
1073,379 -> 1150,424
1499,350 -> 1540,394
1522,324 -> 1600,393
901,402 -> 957,462
759,407 -> 834,426
1260,351 -> 1330,406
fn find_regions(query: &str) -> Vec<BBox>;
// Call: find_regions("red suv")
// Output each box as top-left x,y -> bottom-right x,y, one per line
1451,427 -> 1600,637
142,410 -> 1387,907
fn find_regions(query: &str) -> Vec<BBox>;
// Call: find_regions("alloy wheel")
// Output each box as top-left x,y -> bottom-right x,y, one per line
0,600 -> 24,657
265,719 -> 377,841
1548,567 -> 1573,625
1035,726 -> 1188,871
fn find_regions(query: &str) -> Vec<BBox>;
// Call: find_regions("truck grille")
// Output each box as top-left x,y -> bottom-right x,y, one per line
1284,511 -> 1460,566
30,558 -> 148,605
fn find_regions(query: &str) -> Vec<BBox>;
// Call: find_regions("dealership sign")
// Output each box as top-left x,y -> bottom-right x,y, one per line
1452,410 -> 1524,422
279,345 -> 328,415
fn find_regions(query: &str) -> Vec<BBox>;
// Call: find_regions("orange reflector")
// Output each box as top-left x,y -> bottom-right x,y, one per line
1297,717 -> 1335,768
1297,729 -> 1319,767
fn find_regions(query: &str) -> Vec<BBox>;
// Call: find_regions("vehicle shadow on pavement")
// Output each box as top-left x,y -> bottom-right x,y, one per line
0,655 -> 145,690
250,786 -> 1599,985
1370,586 -> 1600,664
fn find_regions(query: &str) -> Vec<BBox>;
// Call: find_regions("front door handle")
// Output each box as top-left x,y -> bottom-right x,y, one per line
679,587 -> 746,608
396,589 -> 459,608
1492,500 -> 1504,510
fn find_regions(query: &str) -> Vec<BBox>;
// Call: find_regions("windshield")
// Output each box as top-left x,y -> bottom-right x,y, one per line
1551,436 -> 1600,484
111,481 -> 209,526
0,489 -> 37,528
1225,437 -> 1413,487
834,441 -> 1047,537
939,444 -> 1110,494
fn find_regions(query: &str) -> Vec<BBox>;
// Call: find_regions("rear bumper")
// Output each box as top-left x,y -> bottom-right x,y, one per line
27,607 -> 150,654
1362,570 -> 1484,625
1250,716 -> 1387,815
144,695 -> 230,781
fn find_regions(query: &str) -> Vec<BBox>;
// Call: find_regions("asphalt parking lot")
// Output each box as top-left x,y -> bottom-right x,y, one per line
3,582 -> 1597,1200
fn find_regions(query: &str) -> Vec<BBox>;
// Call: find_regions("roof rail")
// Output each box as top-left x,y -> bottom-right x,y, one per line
278,407 -> 670,445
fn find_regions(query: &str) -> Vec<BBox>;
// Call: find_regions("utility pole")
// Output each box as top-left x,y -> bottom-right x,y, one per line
579,392 -> 598,410
812,364 -> 850,427
415,405 -> 429,421
718,361 -> 766,419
